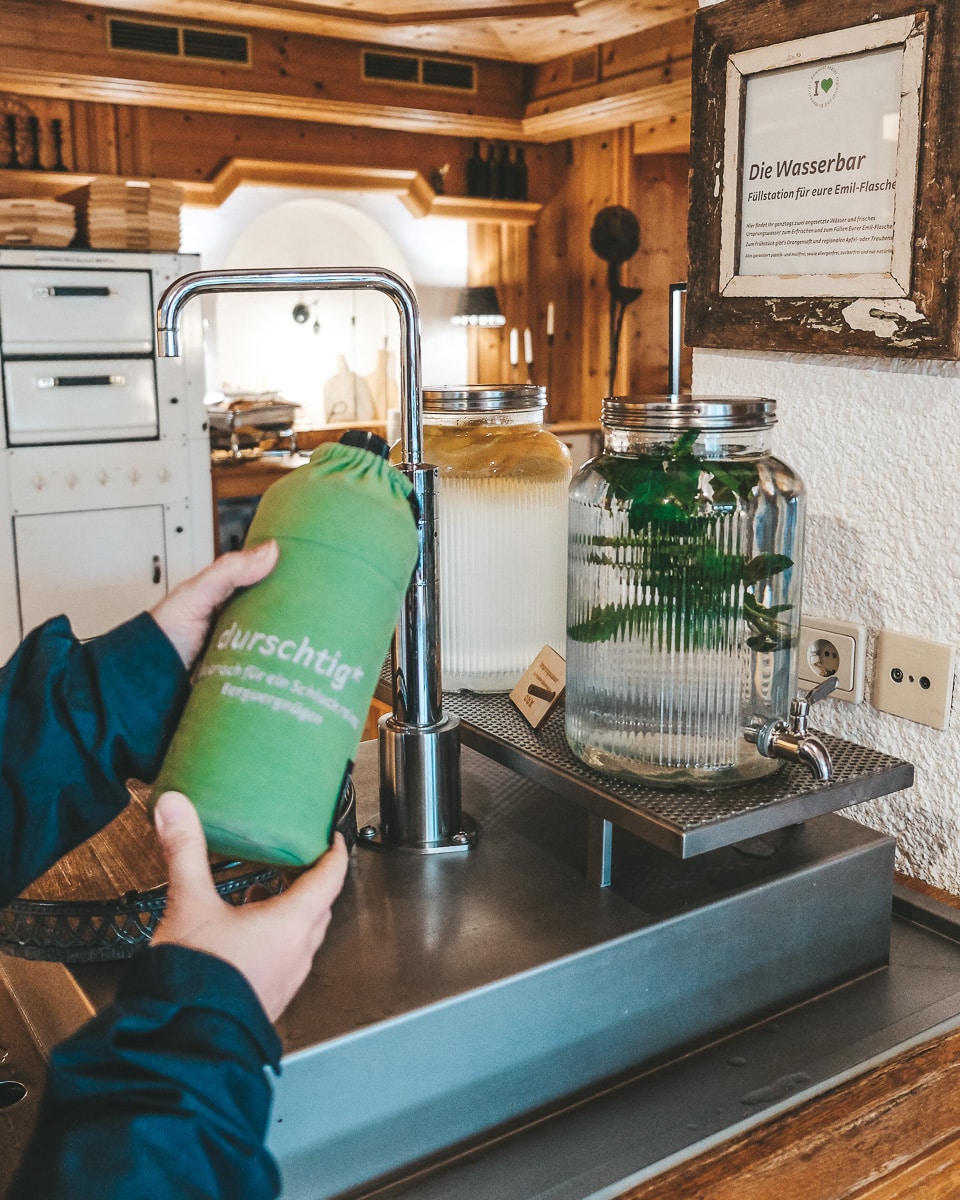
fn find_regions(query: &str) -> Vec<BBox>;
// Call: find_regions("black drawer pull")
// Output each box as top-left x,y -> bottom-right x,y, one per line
41,286 -> 112,298
36,375 -> 125,389
152,555 -> 162,585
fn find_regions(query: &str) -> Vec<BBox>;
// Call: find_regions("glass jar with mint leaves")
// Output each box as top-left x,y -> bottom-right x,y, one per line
565,396 -> 804,789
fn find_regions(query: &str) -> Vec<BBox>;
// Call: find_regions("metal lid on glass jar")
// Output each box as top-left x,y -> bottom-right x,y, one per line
602,394 -> 776,431
423,384 -> 546,413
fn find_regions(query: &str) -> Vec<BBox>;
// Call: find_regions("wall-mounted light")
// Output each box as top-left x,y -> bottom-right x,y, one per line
451,286 -> 505,327
292,299 -> 320,333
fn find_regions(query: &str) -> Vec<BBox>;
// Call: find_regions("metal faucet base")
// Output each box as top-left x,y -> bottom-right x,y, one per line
376,712 -> 475,851
357,812 -> 478,854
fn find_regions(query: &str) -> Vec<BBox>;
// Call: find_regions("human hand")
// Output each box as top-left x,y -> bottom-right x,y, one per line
151,790 -> 349,1022
150,540 -> 279,669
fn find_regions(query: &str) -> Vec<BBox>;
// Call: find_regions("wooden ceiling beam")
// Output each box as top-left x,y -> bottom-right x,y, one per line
0,67 -> 524,138
2,64 -> 690,142
0,0 -> 693,143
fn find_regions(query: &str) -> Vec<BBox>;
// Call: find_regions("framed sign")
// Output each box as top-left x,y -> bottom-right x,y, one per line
686,0 -> 960,358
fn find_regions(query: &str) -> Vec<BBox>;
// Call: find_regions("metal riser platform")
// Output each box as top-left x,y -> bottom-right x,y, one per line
267,743 -> 895,1200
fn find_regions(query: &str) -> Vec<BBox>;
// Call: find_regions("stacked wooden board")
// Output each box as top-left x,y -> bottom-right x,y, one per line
69,178 -> 182,250
0,198 -> 75,246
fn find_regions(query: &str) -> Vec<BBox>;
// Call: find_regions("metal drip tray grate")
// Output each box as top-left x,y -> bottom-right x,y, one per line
378,676 -> 914,858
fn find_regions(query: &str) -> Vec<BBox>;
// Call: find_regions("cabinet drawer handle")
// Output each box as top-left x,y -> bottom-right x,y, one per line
152,555 -> 162,585
36,286 -> 112,298
36,375 -> 126,389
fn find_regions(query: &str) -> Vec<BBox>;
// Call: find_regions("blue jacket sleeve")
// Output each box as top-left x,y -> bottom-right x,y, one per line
8,944 -> 283,1200
0,612 -> 190,904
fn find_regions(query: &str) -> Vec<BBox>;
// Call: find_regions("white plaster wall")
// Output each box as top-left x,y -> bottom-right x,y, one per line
694,308 -> 960,889
181,186 -> 468,425
695,0 -> 960,892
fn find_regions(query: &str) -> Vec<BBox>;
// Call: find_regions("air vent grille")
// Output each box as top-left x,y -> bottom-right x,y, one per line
364,52 -> 419,84
183,29 -> 249,64
421,59 -> 475,91
362,49 -> 476,93
109,19 -> 179,56
108,18 -> 250,66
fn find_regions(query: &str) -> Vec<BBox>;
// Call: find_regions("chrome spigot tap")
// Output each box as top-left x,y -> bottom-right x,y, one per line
156,266 -> 471,853
745,676 -> 838,783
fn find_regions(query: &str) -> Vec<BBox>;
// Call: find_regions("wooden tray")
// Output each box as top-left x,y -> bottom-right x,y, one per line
0,782 -> 282,962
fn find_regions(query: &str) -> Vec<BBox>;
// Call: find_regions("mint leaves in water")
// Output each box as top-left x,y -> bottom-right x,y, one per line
568,430 -> 794,653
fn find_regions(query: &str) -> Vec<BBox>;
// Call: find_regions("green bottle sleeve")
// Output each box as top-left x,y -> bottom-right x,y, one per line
153,441 -> 418,866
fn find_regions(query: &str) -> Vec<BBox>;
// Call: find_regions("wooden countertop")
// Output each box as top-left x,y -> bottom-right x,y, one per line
211,452 -> 305,500
618,1025 -> 960,1199
616,873 -> 960,1200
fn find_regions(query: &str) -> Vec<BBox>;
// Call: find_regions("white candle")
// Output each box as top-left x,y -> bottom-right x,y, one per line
546,301 -> 555,337
509,327 -> 519,367
524,327 -> 533,365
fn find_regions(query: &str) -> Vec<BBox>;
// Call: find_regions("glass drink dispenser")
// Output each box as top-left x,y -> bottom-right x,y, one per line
414,385 -> 572,692
565,395 -> 805,788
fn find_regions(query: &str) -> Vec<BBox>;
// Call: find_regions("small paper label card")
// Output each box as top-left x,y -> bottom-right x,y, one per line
509,645 -> 567,730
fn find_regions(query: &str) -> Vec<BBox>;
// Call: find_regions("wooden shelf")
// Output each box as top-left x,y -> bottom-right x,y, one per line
0,169 -> 92,201
0,163 -> 542,225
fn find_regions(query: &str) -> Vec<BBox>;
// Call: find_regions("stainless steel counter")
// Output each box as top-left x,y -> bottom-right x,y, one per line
0,740 -> 931,1200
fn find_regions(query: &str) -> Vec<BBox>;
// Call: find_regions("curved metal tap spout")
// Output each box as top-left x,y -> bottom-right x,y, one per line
794,736 -> 834,783
156,266 -> 470,852
745,676 -> 838,784
157,267 -> 423,464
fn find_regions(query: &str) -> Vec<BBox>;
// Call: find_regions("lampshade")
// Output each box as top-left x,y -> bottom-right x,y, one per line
451,286 -> 506,327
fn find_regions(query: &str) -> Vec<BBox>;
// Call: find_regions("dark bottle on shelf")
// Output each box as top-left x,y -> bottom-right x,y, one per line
493,142 -> 514,200
485,142 -> 499,198
514,146 -> 528,201
466,139 -> 488,197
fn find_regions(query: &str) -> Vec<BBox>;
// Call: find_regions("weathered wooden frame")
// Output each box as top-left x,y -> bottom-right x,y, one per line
686,0 -> 960,358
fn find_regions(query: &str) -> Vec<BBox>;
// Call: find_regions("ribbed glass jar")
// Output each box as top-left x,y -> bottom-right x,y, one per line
565,395 -> 805,788
416,385 -> 572,692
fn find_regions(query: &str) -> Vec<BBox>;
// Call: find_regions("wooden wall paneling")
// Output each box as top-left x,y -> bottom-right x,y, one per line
600,15 -> 695,81
0,0 -> 529,135
77,103 -> 121,176
526,128 -> 636,422
528,14 -> 693,102
528,159 -> 580,421
67,101 -> 91,176
501,222 -> 532,386
467,220 -> 531,385
581,128 -> 635,416
623,153 -> 691,396
632,111 -> 691,155
529,137 -> 691,411
114,104 -> 152,176
108,106 -> 568,205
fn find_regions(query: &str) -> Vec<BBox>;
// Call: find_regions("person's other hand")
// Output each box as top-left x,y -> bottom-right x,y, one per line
150,540 -> 279,669
151,790 -> 349,1021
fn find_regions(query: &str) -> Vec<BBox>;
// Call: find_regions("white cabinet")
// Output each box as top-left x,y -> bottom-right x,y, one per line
0,248 -> 214,660
15,506 -> 167,640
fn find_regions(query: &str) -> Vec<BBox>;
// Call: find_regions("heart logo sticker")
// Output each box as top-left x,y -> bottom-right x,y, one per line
809,65 -> 840,106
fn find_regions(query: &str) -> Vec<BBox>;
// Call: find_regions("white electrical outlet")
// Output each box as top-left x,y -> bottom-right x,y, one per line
872,630 -> 956,729
797,617 -> 867,703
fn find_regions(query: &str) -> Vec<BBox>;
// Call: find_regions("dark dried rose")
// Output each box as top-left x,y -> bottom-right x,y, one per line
589,206 -> 640,265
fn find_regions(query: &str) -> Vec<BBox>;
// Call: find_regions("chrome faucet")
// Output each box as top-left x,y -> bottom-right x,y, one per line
745,675 -> 838,783
156,267 -> 471,852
